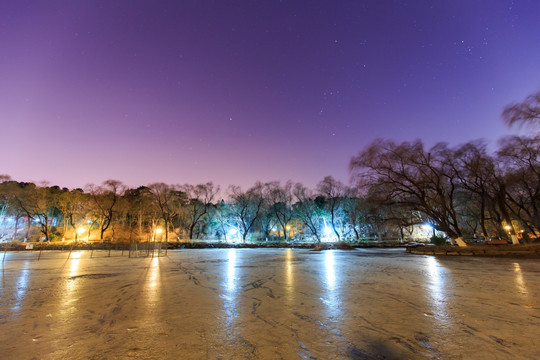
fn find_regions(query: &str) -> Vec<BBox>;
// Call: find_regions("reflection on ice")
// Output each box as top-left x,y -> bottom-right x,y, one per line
512,262 -> 528,296
146,257 -> 160,306
285,248 -> 294,302
67,251 -> 82,291
227,248 -> 237,292
425,256 -> 449,321
222,249 -> 239,331
62,251 -> 83,322
325,250 -> 336,291
321,250 -> 341,320
13,260 -> 30,311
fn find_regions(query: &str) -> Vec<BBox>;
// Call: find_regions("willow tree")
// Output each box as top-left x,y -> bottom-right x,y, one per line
350,139 -> 468,246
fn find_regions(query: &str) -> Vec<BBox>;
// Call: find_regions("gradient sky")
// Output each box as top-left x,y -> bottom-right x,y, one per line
1,0 -> 539,191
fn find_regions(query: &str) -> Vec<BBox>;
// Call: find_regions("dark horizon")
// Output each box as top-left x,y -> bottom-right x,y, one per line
1,1 -> 539,190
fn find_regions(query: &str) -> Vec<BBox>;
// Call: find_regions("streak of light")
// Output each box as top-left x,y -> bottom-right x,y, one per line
512,262 -> 528,296
322,250 -> 341,320
12,260 -> 30,311
425,256 -> 451,325
285,248 -> 294,303
145,256 -> 160,307
325,250 -> 336,291
227,248 -> 237,292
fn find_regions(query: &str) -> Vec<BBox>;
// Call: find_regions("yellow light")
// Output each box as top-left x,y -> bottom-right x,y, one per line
77,227 -> 85,234
155,228 -> 163,234
504,225 -> 512,231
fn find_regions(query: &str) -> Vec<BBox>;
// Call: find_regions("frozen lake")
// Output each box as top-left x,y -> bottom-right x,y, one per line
1,248 -> 538,359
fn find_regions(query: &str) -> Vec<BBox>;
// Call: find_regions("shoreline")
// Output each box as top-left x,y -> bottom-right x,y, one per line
2,241 -> 539,258
406,243 -> 540,258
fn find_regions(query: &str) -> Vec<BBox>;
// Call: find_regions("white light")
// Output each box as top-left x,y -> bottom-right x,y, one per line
324,226 -> 332,236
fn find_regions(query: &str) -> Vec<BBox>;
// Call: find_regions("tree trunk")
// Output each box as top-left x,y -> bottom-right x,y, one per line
25,217 -> 31,241
13,216 -> 19,241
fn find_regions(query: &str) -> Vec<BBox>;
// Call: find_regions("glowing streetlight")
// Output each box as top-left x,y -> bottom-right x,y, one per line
324,226 -> 332,236
228,228 -> 238,243
75,227 -> 85,242
154,228 -> 163,242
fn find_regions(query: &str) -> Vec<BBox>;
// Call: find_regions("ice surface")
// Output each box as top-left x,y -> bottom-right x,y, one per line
0,248 -> 538,359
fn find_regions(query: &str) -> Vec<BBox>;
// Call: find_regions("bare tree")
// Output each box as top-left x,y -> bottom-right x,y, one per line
87,180 -> 124,241
228,183 -> 265,243
317,176 -> 347,241
498,135 -> 540,240
265,181 -> 295,240
148,183 -> 184,244
502,89 -> 540,128
181,182 -> 220,240
293,183 -> 325,244
56,188 -> 89,241
16,184 -> 60,242
123,186 -> 159,242
350,139 -> 468,246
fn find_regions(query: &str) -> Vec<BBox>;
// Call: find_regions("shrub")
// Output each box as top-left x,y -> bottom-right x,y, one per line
430,235 -> 447,246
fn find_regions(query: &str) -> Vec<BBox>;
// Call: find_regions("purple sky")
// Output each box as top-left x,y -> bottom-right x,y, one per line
1,1 -> 539,191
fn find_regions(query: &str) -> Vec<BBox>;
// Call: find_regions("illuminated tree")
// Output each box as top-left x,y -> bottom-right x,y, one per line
122,186 -> 158,242
181,182 -> 220,240
56,188 -> 90,240
292,183 -> 325,244
15,183 -> 61,242
228,183 -> 265,243
148,183 -> 184,243
265,181 -> 294,240
498,135 -> 540,240
317,176 -> 347,241
87,180 -> 124,241
350,139 -> 468,246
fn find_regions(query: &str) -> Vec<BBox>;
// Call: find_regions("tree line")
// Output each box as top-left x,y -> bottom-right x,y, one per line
1,90 -> 539,245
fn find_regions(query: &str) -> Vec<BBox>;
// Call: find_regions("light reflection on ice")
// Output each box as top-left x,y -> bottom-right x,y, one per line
321,250 -> 341,320
227,248 -> 237,292
63,251 -> 83,319
425,256 -> 451,323
12,260 -> 30,311
222,248 -> 239,331
285,248 -> 294,302
146,256 -> 160,306
512,263 -> 528,296
67,251 -> 82,291
325,250 -> 336,291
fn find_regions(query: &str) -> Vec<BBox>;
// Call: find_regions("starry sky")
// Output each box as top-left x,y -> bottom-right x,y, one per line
1,0 -> 539,191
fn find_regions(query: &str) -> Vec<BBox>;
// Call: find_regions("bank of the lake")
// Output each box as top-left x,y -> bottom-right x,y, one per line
407,243 -> 540,258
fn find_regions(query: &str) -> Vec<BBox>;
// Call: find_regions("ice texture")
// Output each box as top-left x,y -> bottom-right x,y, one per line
0,248 -> 538,359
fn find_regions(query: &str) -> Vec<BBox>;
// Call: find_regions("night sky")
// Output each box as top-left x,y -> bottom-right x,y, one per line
1,1 -> 539,191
